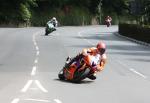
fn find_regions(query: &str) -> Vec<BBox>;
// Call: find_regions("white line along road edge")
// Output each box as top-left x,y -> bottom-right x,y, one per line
78,27 -> 147,79
130,68 -> 147,79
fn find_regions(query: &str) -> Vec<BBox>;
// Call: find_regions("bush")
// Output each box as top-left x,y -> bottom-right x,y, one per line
59,7 -> 92,26
119,23 -> 150,43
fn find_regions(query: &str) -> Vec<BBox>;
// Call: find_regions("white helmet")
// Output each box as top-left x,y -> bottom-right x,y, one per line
52,17 -> 56,21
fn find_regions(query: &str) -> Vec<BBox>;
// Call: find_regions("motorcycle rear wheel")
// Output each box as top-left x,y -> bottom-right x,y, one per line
73,68 -> 90,82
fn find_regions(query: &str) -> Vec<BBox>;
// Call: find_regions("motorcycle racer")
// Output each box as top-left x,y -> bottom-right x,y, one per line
45,17 -> 58,35
105,16 -> 112,27
47,17 -> 58,27
66,42 -> 107,80
81,42 -> 107,80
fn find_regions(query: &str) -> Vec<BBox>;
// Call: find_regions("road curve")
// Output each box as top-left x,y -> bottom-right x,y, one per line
0,26 -> 150,103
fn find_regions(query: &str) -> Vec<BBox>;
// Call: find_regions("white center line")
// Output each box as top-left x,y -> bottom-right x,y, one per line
12,31 -> 45,103
21,80 -> 33,92
36,51 -> 40,56
31,66 -> 37,76
34,59 -> 38,64
36,46 -> 39,51
33,40 -> 36,45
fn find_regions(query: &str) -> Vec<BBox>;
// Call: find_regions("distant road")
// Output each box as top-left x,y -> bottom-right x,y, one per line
0,26 -> 150,103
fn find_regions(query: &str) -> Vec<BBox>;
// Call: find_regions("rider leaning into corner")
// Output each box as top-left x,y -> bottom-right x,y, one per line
66,42 -> 107,80
47,17 -> 58,27
105,16 -> 112,26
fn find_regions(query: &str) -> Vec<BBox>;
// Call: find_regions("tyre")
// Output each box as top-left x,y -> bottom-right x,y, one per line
58,69 -> 65,80
45,28 -> 49,35
73,68 -> 90,82
45,32 -> 48,36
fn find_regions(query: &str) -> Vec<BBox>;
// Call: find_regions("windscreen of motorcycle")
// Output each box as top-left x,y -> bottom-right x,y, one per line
48,23 -> 54,28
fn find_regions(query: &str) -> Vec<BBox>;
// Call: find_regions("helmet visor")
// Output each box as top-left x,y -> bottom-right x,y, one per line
98,48 -> 105,55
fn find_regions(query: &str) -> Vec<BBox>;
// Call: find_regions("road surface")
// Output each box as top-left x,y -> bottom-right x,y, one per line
0,25 -> 150,103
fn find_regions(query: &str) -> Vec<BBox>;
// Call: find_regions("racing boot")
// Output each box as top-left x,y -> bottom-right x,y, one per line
65,54 -> 84,69
66,56 -> 71,64
88,73 -> 96,80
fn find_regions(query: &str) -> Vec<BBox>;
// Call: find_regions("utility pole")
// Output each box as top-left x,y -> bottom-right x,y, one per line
98,0 -> 102,24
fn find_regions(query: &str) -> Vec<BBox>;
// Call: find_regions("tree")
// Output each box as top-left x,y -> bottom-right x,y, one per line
130,0 -> 150,25
0,0 -> 37,25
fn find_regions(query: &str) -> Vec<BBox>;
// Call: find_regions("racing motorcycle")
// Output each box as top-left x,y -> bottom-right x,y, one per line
105,19 -> 111,27
58,54 -> 97,82
45,22 -> 56,36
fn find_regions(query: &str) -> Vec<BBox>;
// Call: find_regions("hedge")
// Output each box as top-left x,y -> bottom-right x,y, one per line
119,23 -> 150,43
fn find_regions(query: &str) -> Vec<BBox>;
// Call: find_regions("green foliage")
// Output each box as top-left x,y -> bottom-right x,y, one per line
0,0 -> 37,26
129,0 -> 150,25
60,7 -> 92,26
19,3 -> 31,22
95,0 -> 130,24
1,0 -> 147,26
31,6 -> 92,26
102,0 -> 129,15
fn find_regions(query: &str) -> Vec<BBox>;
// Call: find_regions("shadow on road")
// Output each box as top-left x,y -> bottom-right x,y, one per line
128,58 -> 150,62
75,32 -> 125,41
54,79 -> 94,84
107,45 -> 150,52
108,44 -> 150,62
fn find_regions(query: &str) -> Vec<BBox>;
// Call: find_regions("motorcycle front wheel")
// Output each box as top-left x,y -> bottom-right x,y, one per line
58,69 -> 65,80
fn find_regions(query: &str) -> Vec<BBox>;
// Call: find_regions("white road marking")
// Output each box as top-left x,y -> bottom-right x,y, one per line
11,98 -> 20,103
31,66 -> 36,76
34,59 -> 38,64
35,80 -> 48,93
79,29 -> 147,79
34,42 -> 37,46
130,68 -> 147,79
36,46 -> 39,51
117,60 -> 129,68
11,98 -> 63,103
21,80 -> 48,93
54,99 -> 62,103
24,98 -> 50,102
36,51 -> 40,56
117,60 -> 147,79
78,31 -> 95,46
29,88 -> 38,90
21,80 -> 33,92
12,31 -> 46,103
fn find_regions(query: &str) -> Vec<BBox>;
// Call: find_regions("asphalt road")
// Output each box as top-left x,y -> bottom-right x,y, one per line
0,25 -> 150,103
